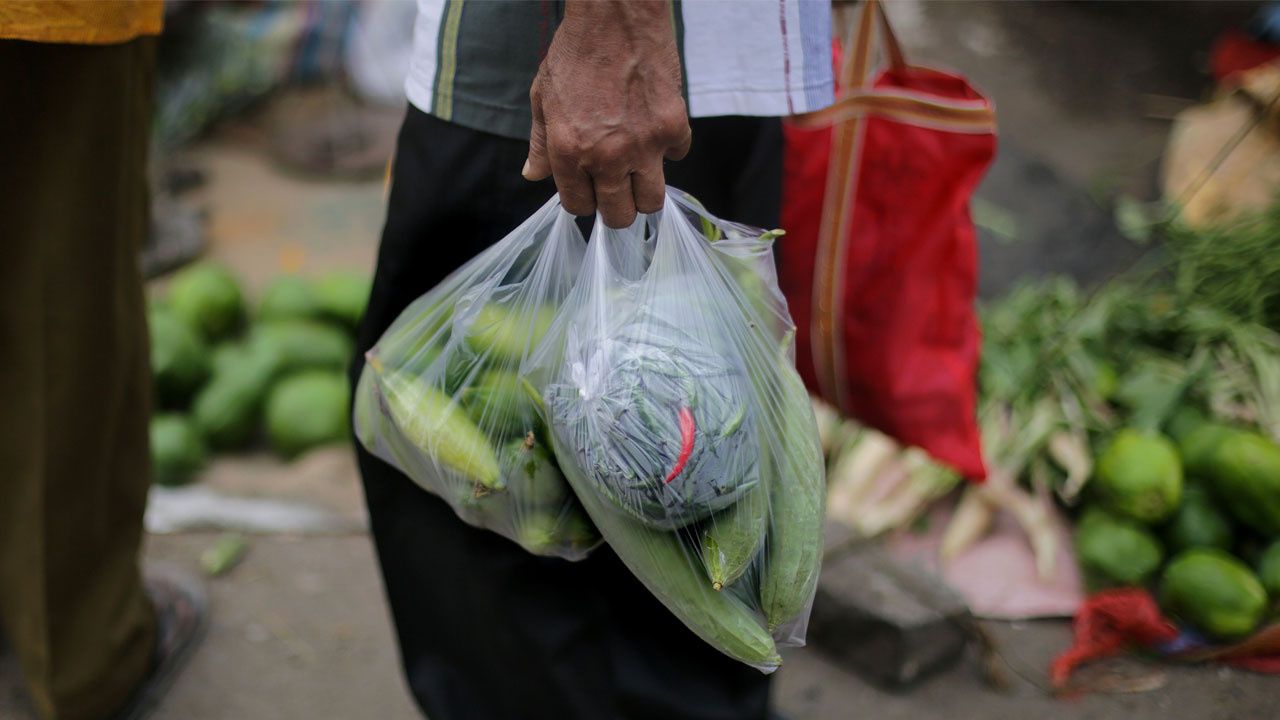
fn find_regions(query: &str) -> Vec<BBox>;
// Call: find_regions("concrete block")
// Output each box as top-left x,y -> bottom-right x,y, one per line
809,534 -> 971,688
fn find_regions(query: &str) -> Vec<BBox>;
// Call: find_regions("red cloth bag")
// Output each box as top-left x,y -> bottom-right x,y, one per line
779,0 -> 995,479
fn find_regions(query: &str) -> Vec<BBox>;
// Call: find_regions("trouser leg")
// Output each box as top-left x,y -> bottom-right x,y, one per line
0,39 -> 158,720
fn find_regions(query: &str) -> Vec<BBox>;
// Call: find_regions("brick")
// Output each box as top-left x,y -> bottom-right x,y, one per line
809,531 -> 972,688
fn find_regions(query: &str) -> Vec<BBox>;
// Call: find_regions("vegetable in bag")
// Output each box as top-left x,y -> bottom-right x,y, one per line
544,310 -> 760,530
529,189 -> 825,672
353,197 -> 601,561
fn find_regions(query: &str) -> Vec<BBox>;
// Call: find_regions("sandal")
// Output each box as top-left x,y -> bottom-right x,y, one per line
112,564 -> 209,720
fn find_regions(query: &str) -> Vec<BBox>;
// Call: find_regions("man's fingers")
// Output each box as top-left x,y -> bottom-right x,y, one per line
632,159 -> 666,215
551,157 -> 597,216
664,123 -> 693,162
524,82 -> 552,180
595,175 -> 638,228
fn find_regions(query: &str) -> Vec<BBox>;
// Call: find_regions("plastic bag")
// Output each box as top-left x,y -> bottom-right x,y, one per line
527,189 -> 826,672
353,196 -> 602,560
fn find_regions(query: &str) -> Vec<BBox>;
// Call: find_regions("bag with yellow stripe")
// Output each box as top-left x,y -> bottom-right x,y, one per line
777,0 -> 996,481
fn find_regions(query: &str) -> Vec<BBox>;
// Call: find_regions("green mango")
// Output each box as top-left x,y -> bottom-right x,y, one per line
258,275 -> 322,323
1161,549 -> 1268,639
168,262 -> 245,342
150,413 -> 206,487
1075,508 -> 1164,588
149,307 -> 211,408
265,371 -> 351,458
1094,429 -> 1183,524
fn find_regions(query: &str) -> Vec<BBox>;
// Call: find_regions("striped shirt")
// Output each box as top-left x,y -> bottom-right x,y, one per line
407,0 -> 834,140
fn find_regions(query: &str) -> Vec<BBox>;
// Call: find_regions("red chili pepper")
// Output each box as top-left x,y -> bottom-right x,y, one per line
664,406 -> 696,484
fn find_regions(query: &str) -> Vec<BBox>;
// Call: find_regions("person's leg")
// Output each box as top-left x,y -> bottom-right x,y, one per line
354,108 -> 618,720
0,40 -> 158,720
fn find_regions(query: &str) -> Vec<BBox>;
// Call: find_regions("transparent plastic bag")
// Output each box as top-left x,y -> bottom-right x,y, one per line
527,189 -> 826,672
353,196 -> 602,560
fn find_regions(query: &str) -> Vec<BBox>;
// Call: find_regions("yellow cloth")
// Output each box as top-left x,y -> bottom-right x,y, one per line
0,0 -> 163,45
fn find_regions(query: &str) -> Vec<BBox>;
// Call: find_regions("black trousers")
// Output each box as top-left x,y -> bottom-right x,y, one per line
353,107 -> 782,720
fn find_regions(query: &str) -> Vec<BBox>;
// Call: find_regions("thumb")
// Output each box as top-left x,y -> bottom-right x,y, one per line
524,89 -> 552,181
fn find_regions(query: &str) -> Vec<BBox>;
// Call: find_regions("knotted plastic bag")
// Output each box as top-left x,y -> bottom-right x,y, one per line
527,189 -> 826,672
353,196 -> 601,560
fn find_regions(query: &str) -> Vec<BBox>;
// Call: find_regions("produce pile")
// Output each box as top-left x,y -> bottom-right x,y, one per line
148,261 -> 371,485
823,202 -> 1280,643
354,192 -> 825,672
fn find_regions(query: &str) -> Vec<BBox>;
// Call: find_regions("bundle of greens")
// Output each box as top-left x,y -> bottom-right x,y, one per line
545,313 -> 758,530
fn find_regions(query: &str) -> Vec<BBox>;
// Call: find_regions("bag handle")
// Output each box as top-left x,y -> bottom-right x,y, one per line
807,0 -> 907,409
841,0 -> 907,91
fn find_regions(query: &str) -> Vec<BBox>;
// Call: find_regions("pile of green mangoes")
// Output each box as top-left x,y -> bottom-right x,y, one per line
1075,409 -> 1280,640
148,261 -> 371,486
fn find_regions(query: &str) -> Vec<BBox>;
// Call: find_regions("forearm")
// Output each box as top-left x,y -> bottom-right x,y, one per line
558,0 -> 676,65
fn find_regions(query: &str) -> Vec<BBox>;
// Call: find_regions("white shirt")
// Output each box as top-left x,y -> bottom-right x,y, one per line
405,0 -> 834,140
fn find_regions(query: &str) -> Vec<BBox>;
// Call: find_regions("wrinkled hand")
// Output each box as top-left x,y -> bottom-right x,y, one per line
524,1 -> 692,228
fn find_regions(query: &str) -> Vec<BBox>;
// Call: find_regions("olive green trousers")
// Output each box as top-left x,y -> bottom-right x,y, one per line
0,38 -> 157,720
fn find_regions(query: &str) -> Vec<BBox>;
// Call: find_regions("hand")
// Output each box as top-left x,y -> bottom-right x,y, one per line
524,0 -> 692,228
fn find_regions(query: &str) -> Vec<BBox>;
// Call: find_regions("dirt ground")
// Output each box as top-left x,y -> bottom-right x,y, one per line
4,2 -> 1278,718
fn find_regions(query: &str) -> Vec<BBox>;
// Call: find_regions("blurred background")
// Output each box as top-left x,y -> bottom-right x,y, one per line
6,1 -> 1280,718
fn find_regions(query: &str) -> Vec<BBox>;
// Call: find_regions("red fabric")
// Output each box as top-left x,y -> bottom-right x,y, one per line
779,63 -> 993,480
1049,589 -> 1178,689
1051,588 -> 1280,689
1210,29 -> 1280,85
1229,655 -> 1280,673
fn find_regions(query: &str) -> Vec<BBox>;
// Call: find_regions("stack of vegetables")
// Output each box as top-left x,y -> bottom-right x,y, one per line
148,261 -> 371,485
823,201 -> 1280,644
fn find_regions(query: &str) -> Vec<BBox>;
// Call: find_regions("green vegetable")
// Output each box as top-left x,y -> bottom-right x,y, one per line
545,322 -> 758,530
149,307 -> 211,408
514,505 -> 600,557
464,370 -> 542,440
251,320 -> 353,376
465,303 -> 555,363
1161,549 -> 1268,639
499,436 -> 570,508
192,348 -> 276,450
312,271 -> 372,331
376,367 -> 501,489
758,370 -> 826,632
1165,205 -> 1280,330
1258,540 -> 1280,600
560,449 -> 781,670
200,532 -> 248,577
1093,429 -> 1183,524
258,275 -> 321,323
1164,484 -> 1233,553
1074,508 -> 1164,588
210,342 -> 252,376
150,413 -> 206,486
265,371 -> 351,458
353,364 -> 383,450
168,262 -> 245,342
1178,423 -> 1235,479
1203,430 -> 1280,536
1166,406 -> 1208,445
701,482 -> 768,591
